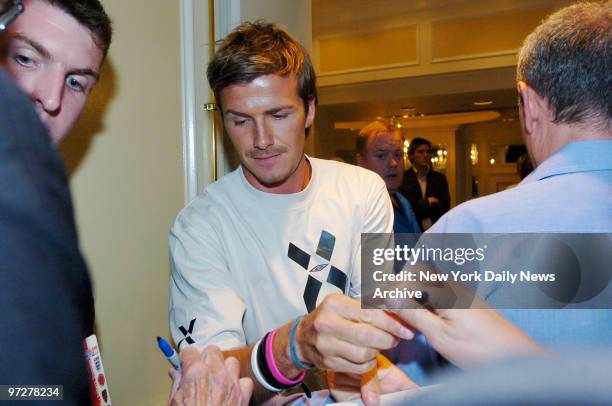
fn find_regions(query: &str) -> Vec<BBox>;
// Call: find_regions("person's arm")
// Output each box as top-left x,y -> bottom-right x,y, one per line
222,294 -> 414,404
169,206 -> 411,404
169,204 -> 248,352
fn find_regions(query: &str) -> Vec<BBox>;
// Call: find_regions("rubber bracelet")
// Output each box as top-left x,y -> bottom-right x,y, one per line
258,333 -> 294,391
250,338 -> 283,392
290,316 -> 314,370
265,329 -> 306,386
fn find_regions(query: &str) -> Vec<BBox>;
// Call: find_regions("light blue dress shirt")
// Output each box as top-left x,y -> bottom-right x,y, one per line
396,140 -> 612,383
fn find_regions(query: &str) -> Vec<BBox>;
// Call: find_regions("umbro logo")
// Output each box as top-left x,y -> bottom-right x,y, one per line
288,230 -> 347,312
309,263 -> 329,273
177,318 -> 196,349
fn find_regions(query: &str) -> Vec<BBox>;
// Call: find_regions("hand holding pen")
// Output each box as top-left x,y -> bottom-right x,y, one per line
157,337 -> 253,405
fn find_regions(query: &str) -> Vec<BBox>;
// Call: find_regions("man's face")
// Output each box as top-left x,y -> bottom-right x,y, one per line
220,73 -> 315,193
358,131 -> 404,193
0,0 -> 103,142
410,144 -> 431,170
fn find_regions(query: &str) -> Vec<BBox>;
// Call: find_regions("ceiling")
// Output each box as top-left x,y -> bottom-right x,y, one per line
312,0 -> 567,36
316,67 -> 520,126
312,0 -> 474,35
320,87 -> 519,123
309,0 -> 562,123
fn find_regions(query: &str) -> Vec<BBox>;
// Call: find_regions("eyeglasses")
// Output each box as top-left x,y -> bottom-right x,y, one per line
0,0 -> 23,31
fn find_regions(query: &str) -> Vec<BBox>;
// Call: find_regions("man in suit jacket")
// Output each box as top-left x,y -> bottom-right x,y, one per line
400,137 -> 450,230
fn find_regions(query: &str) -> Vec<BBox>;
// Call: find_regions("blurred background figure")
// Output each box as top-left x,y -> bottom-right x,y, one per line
506,153 -> 535,189
401,137 -> 450,231
357,121 -> 421,233
516,153 -> 534,180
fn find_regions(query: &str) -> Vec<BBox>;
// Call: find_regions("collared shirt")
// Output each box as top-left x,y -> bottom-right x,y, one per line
428,139 -> 612,350
394,140 -> 612,385
412,166 -> 429,199
412,166 -> 433,229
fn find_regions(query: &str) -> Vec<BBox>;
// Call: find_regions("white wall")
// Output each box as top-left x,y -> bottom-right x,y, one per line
60,1 -> 183,404
240,0 -> 312,49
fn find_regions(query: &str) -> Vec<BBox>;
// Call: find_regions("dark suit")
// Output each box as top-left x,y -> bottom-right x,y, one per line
400,167 -> 450,227
0,69 -> 92,404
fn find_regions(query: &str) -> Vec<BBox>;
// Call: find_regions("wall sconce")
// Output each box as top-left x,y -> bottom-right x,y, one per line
430,146 -> 448,170
403,139 -> 410,169
470,143 -> 479,166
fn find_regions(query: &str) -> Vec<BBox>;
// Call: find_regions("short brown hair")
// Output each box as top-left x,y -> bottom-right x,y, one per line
207,21 -> 317,114
407,137 -> 431,157
356,121 -> 401,155
45,0 -> 112,58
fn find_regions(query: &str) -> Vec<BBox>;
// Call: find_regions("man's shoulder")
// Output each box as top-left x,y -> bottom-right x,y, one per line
430,169 -> 612,233
403,168 -> 417,178
172,169 -> 242,227
311,156 -> 364,174
428,169 -> 447,181
312,158 -> 389,204
311,157 -> 384,187
429,187 -> 527,233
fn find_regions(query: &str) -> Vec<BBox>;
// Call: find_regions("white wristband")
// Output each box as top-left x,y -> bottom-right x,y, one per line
250,338 -> 282,393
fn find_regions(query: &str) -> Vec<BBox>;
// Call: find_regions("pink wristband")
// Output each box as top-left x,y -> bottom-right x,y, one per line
265,329 -> 306,386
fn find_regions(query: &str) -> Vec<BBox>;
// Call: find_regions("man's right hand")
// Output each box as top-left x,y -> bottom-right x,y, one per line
393,304 -> 545,369
295,294 -> 414,374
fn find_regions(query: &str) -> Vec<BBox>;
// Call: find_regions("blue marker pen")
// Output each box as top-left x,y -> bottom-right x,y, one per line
157,336 -> 181,371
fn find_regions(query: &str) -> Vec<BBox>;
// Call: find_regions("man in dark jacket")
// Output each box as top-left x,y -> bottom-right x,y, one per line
0,43 -> 91,406
0,0 -> 111,402
400,137 -> 450,230
1,0 -> 113,336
